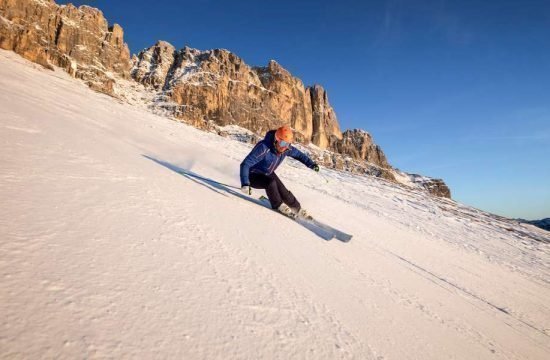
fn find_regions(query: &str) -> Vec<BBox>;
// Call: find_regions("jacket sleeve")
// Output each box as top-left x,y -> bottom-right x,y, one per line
240,142 -> 269,186
287,146 -> 316,169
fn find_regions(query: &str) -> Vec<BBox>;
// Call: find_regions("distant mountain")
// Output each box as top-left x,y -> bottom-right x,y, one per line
0,0 -> 450,198
519,218 -> 550,232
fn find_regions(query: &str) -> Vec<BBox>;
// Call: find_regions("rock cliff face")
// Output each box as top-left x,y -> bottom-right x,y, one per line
131,40 -> 174,89
131,42 -> 344,151
329,129 -> 390,168
0,0 -> 130,94
309,85 -> 342,149
407,174 -> 452,198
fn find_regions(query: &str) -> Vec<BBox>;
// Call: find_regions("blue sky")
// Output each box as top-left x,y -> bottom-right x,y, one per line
60,0 -> 550,220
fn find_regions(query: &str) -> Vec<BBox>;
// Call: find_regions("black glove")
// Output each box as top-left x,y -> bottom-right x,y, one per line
312,163 -> 320,172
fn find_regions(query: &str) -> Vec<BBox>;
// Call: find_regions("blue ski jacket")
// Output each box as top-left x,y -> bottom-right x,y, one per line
240,130 -> 316,186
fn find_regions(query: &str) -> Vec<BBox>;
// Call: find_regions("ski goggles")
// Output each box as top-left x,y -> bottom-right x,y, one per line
277,139 -> 291,148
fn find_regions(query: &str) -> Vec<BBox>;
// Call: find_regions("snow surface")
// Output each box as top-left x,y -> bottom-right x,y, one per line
1,49 -> 549,359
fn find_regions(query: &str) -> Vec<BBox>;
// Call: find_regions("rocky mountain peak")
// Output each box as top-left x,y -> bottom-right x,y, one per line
132,41 -> 176,89
405,174 -> 452,198
329,129 -> 389,168
0,0 -> 131,93
308,84 -> 343,149
263,59 -> 291,78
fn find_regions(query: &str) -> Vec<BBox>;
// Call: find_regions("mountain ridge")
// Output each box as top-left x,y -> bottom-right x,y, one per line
519,218 -> 550,232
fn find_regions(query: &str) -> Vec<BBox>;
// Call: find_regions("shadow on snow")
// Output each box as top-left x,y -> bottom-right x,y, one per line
142,154 -> 334,241
142,154 -> 264,205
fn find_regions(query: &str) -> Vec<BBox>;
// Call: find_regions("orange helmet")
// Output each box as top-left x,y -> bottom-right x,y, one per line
275,125 -> 293,143
274,126 -> 293,152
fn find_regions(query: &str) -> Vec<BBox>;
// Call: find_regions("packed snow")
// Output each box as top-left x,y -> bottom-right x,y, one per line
1,49 -> 549,359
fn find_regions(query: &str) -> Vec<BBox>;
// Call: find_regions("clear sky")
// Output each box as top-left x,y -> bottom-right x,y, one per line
59,0 -> 550,220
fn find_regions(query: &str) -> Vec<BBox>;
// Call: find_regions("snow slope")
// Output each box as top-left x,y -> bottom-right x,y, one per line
1,49 -> 549,359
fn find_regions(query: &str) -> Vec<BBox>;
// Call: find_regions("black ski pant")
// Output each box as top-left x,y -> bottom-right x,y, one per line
249,172 -> 301,210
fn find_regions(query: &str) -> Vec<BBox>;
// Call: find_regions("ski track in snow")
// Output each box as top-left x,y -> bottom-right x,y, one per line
1,49 -> 549,359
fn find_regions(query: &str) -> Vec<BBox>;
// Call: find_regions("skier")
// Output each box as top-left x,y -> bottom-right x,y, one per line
240,125 -> 320,218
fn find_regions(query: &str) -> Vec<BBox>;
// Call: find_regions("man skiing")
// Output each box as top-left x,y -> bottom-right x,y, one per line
240,125 -> 320,218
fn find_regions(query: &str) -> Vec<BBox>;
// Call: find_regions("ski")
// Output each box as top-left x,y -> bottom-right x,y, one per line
303,218 -> 353,242
259,196 -> 352,242
258,196 -> 333,240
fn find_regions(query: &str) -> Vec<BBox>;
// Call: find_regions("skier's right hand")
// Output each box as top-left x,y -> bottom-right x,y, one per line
241,185 -> 252,195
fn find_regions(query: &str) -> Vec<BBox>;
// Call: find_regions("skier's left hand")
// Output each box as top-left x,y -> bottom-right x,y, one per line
312,163 -> 320,172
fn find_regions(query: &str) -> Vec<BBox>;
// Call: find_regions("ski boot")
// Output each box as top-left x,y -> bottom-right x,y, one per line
277,203 -> 296,219
292,207 -> 312,220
